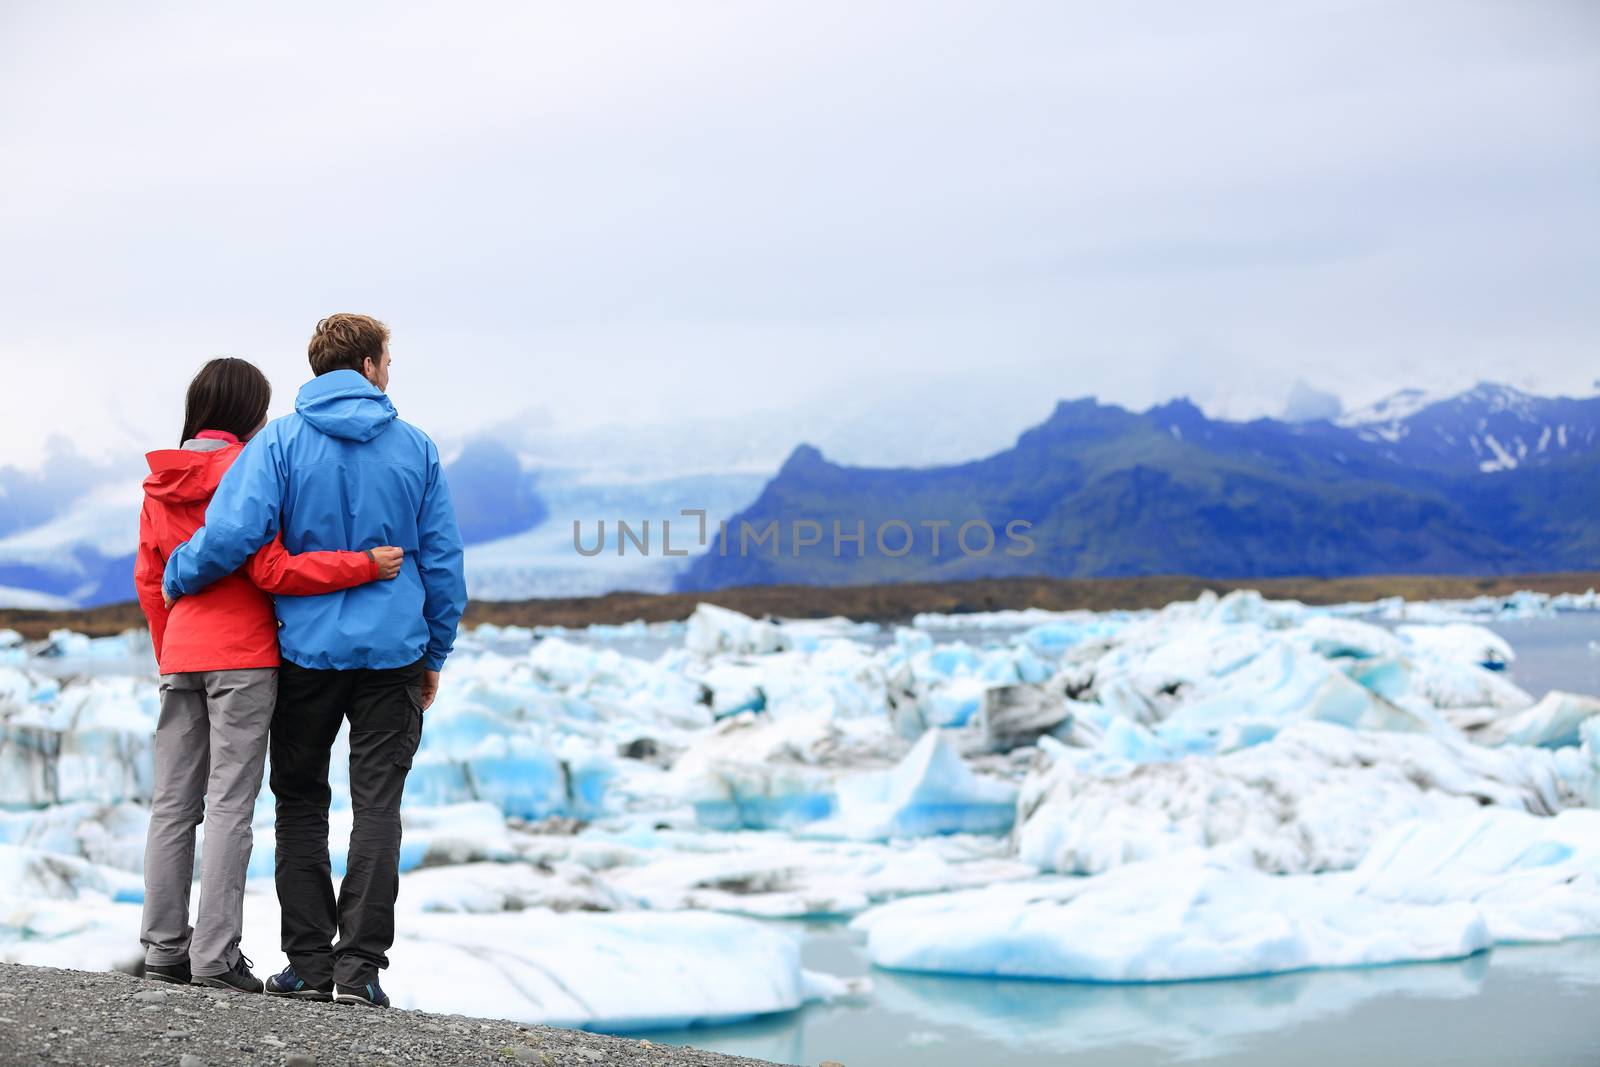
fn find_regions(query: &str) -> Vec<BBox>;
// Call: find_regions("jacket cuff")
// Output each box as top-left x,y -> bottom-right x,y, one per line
364,548 -> 379,580
424,650 -> 447,672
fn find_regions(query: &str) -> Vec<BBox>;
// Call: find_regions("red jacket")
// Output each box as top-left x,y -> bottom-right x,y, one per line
134,439 -> 378,674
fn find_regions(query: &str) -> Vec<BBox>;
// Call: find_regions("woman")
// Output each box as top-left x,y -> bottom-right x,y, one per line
133,357 -> 404,994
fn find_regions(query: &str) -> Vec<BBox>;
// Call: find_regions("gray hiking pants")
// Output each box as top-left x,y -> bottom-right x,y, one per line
140,667 -> 275,977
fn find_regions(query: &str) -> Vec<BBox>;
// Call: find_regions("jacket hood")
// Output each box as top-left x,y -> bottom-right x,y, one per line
295,369 -> 398,443
143,444 -> 242,504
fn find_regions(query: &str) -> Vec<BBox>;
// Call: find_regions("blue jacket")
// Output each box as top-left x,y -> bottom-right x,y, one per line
163,370 -> 467,671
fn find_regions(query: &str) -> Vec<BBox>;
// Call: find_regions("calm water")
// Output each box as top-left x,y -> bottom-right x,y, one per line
644,614 -> 1600,1066
644,929 -> 1600,1067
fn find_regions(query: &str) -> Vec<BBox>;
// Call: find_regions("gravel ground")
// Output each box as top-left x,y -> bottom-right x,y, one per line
0,964 -> 793,1067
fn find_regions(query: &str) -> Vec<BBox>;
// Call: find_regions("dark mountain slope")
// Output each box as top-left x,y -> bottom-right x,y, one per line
679,386 -> 1595,590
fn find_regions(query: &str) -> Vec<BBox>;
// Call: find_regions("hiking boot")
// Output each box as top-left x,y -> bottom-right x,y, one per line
144,961 -> 191,986
265,964 -> 333,1001
334,978 -> 390,1008
192,953 -> 264,994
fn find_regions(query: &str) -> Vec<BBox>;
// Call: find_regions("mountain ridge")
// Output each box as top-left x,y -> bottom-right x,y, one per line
678,383 -> 1600,591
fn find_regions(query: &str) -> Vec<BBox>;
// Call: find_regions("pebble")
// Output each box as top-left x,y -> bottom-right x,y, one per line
1,962 -> 777,1067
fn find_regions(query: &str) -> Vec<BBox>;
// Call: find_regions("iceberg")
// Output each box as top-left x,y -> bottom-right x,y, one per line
1017,721 -> 1573,875
0,675 -> 157,807
1475,690 -> 1600,749
598,830 -> 1034,918
827,729 -> 1018,839
859,798 -> 1600,987
685,603 -> 790,657
0,843 -> 144,902
0,887 -> 848,1032
0,802 -> 149,873
677,717 -> 1014,840
1348,808 -> 1600,944
674,713 -> 849,831
1398,623 -> 1515,670
2,588 -> 1597,1027
398,859 -> 628,914
853,855 -> 1494,983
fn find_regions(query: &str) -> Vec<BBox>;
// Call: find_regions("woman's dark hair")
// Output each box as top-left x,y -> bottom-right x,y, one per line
180,357 -> 272,445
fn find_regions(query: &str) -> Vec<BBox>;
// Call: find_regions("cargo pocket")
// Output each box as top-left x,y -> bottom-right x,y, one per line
388,685 -> 424,769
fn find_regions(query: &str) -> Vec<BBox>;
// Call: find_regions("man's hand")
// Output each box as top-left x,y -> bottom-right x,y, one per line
420,668 -> 440,711
371,546 -> 405,580
162,589 -> 179,610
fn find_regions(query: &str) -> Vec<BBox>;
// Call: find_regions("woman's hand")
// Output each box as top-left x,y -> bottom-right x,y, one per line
371,546 -> 405,580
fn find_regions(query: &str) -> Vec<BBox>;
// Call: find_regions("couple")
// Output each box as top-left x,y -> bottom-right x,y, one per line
132,313 -> 467,1009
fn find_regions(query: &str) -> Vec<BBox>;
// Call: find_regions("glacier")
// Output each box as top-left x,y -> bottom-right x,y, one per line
1,590 -> 1598,1032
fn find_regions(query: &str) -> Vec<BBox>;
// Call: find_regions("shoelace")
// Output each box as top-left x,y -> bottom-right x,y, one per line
235,953 -> 254,976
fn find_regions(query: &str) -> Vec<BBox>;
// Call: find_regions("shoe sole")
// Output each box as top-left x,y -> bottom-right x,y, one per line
191,976 -> 264,994
144,972 -> 189,986
334,993 -> 388,1008
267,987 -> 334,1002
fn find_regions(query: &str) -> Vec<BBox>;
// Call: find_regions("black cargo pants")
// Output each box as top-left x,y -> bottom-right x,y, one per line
269,656 -> 424,988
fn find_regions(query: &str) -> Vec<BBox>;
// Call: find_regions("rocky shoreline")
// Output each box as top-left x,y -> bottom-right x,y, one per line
4,569 -> 1598,638
0,964 -> 787,1067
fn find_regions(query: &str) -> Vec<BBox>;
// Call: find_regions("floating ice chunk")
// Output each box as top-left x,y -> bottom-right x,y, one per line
694,662 -> 767,718
0,894 -> 146,972
0,664 -> 63,706
1349,808 -> 1600,944
1017,721 -> 1573,876
1399,623 -> 1516,670
828,730 -> 1018,839
0,843 -> 144,902
38,629 -> 143,660
675,715 -> 1003,838
853,854 -> 1492,983
399,859 -> 627,914
881,638 -> 1014,735
675,713 -> 846,831
1474,691 -> 1600,749
410,738 -> 571,820
740,641 -> 890,720
863,928 -> 1497,1062
599,831 -> 1034,918
0,890 -> 843,1033
1158,642 -> 1385,742
1290,616 -> 1409,660
1205,589 -> 1308,628
921,676 -> 989,729
685,603 -> 790,657
381,906 -> 855,1030
978,684 -> 1071,751
1402,652 -> 1531,711
0,803 -> 149,872
0,676 -> 157,807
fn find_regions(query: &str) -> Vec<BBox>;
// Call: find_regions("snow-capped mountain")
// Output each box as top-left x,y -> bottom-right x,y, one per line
1342,383 -> 1600,474
2,382 -> 1595,608
684,383 -> 1600,590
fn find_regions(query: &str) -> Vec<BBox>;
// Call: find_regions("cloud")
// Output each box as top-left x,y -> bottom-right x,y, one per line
0,0 -> 1596,467
1282,380 -> 1343,424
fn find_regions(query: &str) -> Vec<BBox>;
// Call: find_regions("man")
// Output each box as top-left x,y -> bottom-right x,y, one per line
163,313 -> 467,1008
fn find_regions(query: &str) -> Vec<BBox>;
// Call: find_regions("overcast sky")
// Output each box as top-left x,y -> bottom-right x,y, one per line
1,0 -> 1596,469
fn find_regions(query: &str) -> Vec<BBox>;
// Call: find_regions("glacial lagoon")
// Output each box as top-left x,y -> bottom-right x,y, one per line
648,612 -> 1600,1066
4,599 -> 1599,1062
